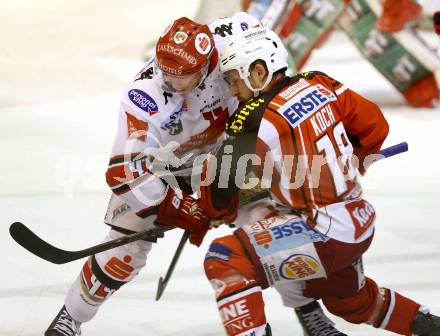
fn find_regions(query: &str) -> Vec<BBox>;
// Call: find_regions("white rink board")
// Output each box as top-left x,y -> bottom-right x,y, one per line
1,1 -> 440,335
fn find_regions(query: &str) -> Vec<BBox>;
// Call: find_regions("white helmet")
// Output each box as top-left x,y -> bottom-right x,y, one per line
220,27 -> 288,94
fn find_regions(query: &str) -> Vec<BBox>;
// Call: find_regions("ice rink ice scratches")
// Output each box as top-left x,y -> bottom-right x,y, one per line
2,193 -> 440,335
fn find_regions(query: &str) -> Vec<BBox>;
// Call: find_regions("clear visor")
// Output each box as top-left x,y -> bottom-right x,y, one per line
156,62 -> 209,94
163,72 -> 202,93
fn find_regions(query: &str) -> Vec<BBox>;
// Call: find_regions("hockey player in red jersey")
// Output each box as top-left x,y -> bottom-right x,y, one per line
199,26 -> 440,336
241,0 -> 440,108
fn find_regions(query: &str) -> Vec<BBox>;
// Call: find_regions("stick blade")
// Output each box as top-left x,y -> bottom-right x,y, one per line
9,222 -> 72,264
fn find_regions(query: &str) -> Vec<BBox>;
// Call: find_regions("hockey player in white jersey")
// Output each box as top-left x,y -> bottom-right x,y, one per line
44,12 -> 262,336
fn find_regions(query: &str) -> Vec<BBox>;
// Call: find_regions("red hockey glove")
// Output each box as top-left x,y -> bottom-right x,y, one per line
155,188 -> 210,247
198,182 -> 239,224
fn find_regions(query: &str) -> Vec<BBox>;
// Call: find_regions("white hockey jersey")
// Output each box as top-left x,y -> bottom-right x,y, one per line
105,12 -> 261,217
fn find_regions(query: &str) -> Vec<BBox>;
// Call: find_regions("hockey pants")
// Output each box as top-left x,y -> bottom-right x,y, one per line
204,234 -> 421,336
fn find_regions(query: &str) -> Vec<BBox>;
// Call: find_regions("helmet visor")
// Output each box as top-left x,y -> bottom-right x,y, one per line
157,61 -> 208,94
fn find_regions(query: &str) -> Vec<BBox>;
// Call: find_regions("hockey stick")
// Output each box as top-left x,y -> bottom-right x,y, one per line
376,141 -> 408,160
155,231 -> 190,301
9,222 -> 174,264
9,142 -> 408,265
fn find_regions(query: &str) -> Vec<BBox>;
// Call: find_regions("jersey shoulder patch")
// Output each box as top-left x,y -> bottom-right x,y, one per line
298,71 -> 340,88
134,58 -> 156,82
299,70 -> 328,80
122,75 -> 164,117
226,97 -> 266,136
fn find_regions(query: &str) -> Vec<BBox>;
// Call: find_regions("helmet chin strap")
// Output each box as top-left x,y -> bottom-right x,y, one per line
243,72 -> 273,97
196,64 -> 209,89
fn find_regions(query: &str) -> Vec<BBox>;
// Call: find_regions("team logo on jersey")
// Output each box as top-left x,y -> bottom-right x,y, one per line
213,22 -> 233,37
126,112 -> 148,141
135,66 -> 154,81
161,100 -> 186,135
279,254 -> 322,280
174,31 -> 188,44
281,84 -> 337,128
128,89 -> 158,115
195,33 -> 212,55
134,58 -> 155,81
168,119 -> 183,135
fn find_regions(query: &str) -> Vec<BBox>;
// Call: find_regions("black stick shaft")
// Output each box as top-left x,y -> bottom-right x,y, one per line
155,231 -> 190,301
9,222 -> 173,264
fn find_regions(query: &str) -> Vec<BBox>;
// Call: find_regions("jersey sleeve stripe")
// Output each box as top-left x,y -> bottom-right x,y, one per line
106,159 -> 152,198
216,283 -> 262,305
335,85 -> 348,96
111,183 -> 131,196
109,152 -> 143,166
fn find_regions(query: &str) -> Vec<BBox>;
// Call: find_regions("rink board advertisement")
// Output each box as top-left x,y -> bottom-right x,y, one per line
339,0 -> 440,106
283,0 -> 348,69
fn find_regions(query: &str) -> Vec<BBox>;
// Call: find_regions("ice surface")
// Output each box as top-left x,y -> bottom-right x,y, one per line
1,1 -> 439,335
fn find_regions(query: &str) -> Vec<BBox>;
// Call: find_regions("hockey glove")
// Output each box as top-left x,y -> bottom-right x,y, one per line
155,188 -> 210,246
